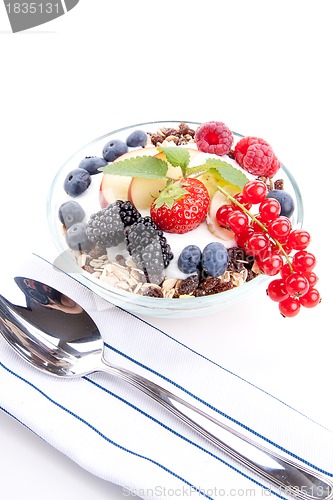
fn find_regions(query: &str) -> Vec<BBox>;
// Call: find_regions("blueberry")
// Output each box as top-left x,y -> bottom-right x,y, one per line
178,245 -> 202,274
78,156 -> 107,175
267,190 -> 295,218
201,242 -> 228,278
64,169 -> 91,197
65,222 -> 91,251
126,130 -> 148,148
58,201 -> 85,228
102,139 -> 128,162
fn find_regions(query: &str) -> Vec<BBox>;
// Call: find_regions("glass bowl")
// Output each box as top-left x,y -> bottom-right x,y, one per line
47,120 -> 303,318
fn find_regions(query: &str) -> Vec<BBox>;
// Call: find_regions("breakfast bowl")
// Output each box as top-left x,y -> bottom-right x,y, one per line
47,120 -> 304,318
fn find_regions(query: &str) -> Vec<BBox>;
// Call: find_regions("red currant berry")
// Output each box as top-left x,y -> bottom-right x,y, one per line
235,226 -> 254,248
288,229 -> 311,250
216,205 -> 233,227
259,198 -> 281,222
250,214 -> 266,233
266,279 -> 289,302
231,192 -> 252,210
292,251 -> 316,272
271,241 -> 293,255
268,216 -> 292,242
299,288 -> 321,308
280,262 -> 293,280
242,180 -> 268,204
227,211 -> 249,234
247,232 -> 270,256
279,297 -> 301,317
280,241 -> 294,255
256,252 -> 284,276
301,271 -> 318,287
284,273 -> 310,297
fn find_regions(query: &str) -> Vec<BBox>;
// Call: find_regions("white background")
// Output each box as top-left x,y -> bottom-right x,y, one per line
0,1 -> 332,499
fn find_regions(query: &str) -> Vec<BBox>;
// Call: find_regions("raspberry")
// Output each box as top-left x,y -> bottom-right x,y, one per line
234,137 -> 280,177
195,121 -> 233,156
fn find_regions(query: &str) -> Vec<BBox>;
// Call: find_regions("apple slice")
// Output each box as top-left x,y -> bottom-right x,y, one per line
128,177 -> 168,210
100,175 -> 132,207
206,190 -> 236,243
99,147 -> 158,208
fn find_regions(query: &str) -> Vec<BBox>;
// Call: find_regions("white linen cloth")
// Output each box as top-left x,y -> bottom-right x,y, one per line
0,254 -> 332,500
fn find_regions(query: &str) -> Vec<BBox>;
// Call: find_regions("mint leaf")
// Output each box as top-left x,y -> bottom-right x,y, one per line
206,158 -> 233,169
158,146 -> 190,176
205,158 -> 249,189
100,156 -> 168,178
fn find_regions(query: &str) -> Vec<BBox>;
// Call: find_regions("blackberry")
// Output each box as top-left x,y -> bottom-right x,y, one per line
86,200 -> 141,247
125,216 -> 173,284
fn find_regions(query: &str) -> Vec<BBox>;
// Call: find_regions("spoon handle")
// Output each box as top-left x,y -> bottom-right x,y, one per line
100,358 -> 333,500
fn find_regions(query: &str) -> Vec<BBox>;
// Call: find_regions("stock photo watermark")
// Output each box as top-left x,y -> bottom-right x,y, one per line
122,486 -> 258,498
3,0 -> 79,32
122,483 -> 332,498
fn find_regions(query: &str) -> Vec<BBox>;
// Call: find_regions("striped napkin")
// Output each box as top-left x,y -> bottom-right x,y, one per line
0,254 -> 332,500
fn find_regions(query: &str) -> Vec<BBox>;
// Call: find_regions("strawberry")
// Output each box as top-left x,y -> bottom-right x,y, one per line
150,178 -> 210,234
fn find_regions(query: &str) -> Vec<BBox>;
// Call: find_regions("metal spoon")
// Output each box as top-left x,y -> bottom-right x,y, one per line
0,277 -> 332,500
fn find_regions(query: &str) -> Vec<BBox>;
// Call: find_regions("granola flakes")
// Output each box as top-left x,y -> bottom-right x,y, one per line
75,244 -> 259,300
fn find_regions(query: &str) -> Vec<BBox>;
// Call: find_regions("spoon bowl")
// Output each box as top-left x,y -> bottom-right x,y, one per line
0,277 -> 104,377
0,277 -> 332,500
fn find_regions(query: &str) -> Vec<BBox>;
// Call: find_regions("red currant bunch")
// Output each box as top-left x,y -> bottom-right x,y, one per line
215,180 -> 320,317
268,251 -> 320,317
